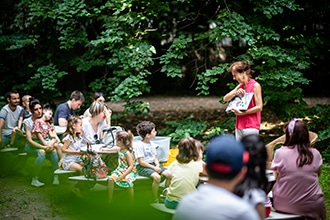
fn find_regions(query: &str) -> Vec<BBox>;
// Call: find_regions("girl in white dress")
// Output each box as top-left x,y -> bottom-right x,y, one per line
61,116 -> 84,172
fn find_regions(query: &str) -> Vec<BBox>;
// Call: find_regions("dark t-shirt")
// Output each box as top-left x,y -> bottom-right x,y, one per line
19,108 -> 32,120
54,102 -> 75,125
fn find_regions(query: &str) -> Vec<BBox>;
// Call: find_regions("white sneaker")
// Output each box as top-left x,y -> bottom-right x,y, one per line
31,178 -> 45,187
52,175 -> 59,185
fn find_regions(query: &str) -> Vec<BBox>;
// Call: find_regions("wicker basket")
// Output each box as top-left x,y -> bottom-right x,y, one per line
265,131 -> 318,169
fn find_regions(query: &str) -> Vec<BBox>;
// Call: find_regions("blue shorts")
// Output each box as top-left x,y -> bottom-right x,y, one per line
136,162 -> 167,177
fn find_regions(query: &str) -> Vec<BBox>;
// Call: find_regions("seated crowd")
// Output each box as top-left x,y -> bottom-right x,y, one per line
0,90 -> 326,219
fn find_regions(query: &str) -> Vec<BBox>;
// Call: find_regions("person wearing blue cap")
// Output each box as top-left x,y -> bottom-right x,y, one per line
173,134 -> 259,220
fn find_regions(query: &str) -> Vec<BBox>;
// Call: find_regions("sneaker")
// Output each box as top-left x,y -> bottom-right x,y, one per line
52,175 -> 59,185
3,144 -> 13,149
16,129 -> 26,137
31,178 -> 45,187
160,187 -> 169,198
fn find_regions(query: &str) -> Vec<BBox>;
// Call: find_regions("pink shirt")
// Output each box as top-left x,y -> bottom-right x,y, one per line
271,146 -> 324,219
32,119 -> 55,139
236,79 -> 261,130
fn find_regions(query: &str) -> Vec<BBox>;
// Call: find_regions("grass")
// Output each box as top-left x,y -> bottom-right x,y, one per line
320,164 -> 330,219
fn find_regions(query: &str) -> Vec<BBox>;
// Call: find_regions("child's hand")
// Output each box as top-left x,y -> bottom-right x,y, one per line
117,175 -> 123,182
154,165 -> 162,173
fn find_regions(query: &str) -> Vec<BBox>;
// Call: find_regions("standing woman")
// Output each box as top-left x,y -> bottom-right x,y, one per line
23,98 -> 59,187
82,101 -> 108,145
271,119 -> 326,219
223,61 -> 262,140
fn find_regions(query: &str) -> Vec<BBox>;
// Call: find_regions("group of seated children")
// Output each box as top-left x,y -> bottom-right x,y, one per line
2,90 -> 324,219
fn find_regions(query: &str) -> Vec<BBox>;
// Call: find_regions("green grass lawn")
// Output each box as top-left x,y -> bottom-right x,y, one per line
320,164 -> 330,219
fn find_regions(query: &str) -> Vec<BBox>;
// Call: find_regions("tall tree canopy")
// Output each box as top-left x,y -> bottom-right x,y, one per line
0,0 -> 329,117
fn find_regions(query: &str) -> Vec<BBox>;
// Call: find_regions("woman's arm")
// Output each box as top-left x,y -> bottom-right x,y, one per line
36,132 -> 49,146
223,84 -> 241,102
24,125 -> 47,150
255,202 -> 266,220
232,82 -> 263,116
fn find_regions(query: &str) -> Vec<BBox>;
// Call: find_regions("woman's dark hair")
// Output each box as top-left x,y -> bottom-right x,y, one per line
234,134 -> 268,197
29,97 -> 41,112
92,92 -> 104,101
283,119 -> 313,167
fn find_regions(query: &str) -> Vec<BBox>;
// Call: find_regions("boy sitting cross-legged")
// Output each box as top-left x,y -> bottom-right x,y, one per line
134,121 -> 172,203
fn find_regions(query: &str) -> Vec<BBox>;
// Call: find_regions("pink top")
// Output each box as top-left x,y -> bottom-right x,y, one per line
32,119 -> 55,139
271,146 -> 324,219
236,79 -> 261,130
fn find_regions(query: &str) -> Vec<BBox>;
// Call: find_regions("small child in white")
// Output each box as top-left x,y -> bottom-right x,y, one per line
134,121 -> 172,203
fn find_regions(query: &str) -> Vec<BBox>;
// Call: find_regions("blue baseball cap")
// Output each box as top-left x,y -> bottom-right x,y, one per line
206,134 -> 249,174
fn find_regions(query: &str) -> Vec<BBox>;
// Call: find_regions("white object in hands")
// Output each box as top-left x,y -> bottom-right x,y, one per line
225,92 -> 254,113
80,144 -> 106,152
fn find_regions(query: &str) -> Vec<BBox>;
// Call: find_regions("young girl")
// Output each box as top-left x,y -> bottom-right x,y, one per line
61,116 -> 84,172
101,130 -> 136,204
164,137 -> 204,209
32,106 -> 63,166
234,134 -> 268,220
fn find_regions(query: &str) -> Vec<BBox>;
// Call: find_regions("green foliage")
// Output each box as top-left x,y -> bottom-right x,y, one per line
196,65 -> 228,95
158,118 -> 209,145
0,0 -> 329,121
319,165 -> 330,217
15,64 -> 67,100
123,101 -> 150,116
253,0 -> 302,18
305,104 -> 330,163
160,34 -> 192,78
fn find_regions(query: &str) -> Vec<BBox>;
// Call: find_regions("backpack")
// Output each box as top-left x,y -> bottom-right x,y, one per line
103,126 -> 125,147
81,144 -> 108,180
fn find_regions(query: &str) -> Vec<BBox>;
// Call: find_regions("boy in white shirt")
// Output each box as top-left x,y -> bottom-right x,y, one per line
134,121 -> 172,203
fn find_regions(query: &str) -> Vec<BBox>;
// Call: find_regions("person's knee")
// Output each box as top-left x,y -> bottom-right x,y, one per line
162,170 -> 172,179
151,173 -> 161,182
38,149 -> 46,156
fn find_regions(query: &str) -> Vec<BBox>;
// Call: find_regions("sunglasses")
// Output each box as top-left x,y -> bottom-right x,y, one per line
94,134 -> 101,144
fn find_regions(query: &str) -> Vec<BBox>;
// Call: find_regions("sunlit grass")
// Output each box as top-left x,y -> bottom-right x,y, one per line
319,164 -> 330,219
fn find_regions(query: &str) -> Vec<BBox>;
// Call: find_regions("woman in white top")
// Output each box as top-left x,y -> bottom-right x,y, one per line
83,92 -> 111,126
82,101 -> 108,145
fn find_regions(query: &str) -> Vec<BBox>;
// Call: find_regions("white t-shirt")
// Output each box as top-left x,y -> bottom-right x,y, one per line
0,104 -> 23,136
133,140 -> 158,164
243,188 -> 266,208
173,184 -> 259,220
81,117 -> 106,145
